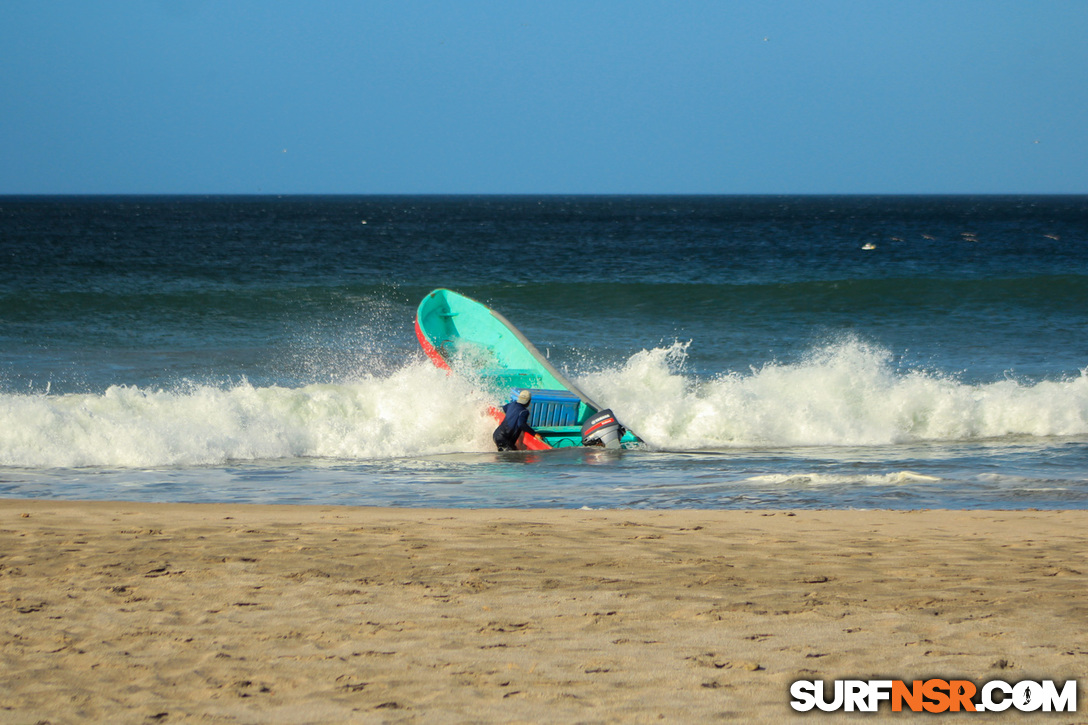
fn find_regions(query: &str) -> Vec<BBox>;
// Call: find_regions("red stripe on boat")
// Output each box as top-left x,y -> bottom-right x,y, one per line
414,318 -> 451,371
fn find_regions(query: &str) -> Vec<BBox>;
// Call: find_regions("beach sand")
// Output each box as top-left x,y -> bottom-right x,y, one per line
2,501 -> 1086,723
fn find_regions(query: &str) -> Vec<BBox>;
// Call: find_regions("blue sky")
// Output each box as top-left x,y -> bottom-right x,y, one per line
3,1 -> 1086,194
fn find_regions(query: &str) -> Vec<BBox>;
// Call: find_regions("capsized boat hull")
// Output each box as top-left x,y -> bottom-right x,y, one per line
415,289 -> 640,450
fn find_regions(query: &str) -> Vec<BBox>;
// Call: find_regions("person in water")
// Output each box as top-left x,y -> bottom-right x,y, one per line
493,389 -> 537,450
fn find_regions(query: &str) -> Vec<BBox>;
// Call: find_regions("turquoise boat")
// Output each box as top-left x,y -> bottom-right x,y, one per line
415,289 -> 641,450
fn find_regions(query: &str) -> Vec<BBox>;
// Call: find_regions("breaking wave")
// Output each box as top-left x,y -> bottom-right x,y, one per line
0,362 -> 495,468
2,340 -> 1087,468
581,339 -> 1088,449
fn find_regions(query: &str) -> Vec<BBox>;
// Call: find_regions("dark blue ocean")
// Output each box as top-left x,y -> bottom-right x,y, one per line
2,196 -> 1086,508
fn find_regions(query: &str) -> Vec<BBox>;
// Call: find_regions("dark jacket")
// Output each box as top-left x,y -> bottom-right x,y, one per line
493,400 -> 536,449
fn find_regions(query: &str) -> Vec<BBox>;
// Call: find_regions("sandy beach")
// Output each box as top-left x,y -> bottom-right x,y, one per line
2,501 -> 1086,723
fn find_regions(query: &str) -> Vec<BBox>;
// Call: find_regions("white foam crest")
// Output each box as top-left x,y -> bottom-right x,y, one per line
578,339 -> 1088,448
0,361 -> 495,468
746,471 -> 942,486
7,340 -> 1087,467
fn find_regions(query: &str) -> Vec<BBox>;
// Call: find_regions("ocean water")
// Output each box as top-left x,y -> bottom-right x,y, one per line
1,195 -> 1086,509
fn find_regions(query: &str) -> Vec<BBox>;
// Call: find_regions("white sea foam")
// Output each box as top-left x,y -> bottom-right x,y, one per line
3,339 -> 1086,468
744,471 -> 942,487
0,362 -> 495,468
579,339 -> 1088,449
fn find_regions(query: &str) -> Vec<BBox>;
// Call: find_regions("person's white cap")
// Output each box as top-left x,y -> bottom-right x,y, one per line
517,390 -> 531,405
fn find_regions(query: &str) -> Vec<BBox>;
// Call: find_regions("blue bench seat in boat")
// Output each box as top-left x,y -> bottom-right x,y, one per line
513,388 -> 581,427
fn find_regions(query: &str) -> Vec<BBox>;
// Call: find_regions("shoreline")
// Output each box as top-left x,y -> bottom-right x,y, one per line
3,500 -> 1086,722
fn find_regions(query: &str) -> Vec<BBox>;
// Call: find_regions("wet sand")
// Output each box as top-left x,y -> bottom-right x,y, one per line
2,501 -> 1086,723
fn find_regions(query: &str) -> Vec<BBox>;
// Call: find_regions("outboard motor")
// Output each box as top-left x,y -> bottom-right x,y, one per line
580,409 -> 626,449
